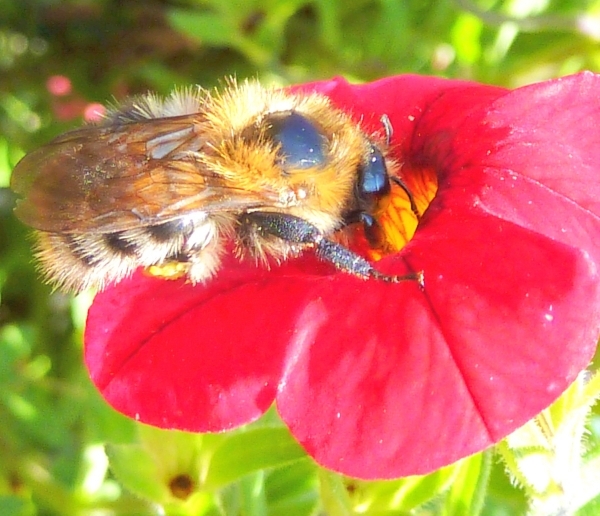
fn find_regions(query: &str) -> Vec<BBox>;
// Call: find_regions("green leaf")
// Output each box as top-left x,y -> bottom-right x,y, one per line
240,471 -> 268,516
576,448 -> 600,513
107,444 -> 169,502
0,496 -> 35,516
204,427 -> 307,489
335,459 -> 464,514
451,13 -> 483,65
442,452 -> 490,516
168,9 -> 235,47
318,470 -> 353,516
577,491 -> 600,516
498,372 -> 600,514
265,461 -> 319,516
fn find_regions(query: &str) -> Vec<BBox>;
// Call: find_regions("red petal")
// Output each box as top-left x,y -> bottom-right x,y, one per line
86,257 -> 330,431
277,73 -> 600,477
278,209 -> 599,477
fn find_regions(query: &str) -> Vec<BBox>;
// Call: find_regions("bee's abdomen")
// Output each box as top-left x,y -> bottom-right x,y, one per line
35,231 -> 139,292
103,232 -> 139,256
31,217 -> 194,292
33,216 -> 222,292
146,220 -> 188,242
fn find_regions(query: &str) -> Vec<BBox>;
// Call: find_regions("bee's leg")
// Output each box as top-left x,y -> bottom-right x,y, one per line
240,212 -> 423,285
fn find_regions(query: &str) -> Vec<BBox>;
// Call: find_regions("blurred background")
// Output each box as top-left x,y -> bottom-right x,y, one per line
1,1 -> 599,515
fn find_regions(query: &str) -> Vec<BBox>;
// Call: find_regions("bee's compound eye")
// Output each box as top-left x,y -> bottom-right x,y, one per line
265,112 -> 326,169
358,144 -> 391,201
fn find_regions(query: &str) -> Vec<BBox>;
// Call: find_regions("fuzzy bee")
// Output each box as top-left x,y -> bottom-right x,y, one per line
11,80 -> 422,292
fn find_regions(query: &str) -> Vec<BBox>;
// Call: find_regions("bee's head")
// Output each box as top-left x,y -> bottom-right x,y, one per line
262,109 -> 392,199
355,143 -> 392,211
257,110 -> 395,234
263,111 -> 392,204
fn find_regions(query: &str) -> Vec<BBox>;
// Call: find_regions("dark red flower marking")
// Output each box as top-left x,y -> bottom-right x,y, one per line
86,73 -> 600,478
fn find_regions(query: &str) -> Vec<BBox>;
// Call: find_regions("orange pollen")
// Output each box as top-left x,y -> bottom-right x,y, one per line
146,261 -> 190,281
368,165 -> 438,261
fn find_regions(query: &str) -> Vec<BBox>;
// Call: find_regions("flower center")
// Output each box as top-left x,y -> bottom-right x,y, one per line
365,164 -> 438,261
168,473 -> 196,500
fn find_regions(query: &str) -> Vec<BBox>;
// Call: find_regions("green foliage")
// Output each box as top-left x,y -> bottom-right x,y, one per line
104,424 -> 318,515
1,0 -> 600,514
497,372 -> 600,515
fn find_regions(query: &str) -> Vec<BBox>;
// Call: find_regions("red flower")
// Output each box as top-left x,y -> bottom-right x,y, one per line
85,73 -> 600,479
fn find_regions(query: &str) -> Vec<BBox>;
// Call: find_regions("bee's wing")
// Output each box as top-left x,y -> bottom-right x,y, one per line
11,115 -> 273,233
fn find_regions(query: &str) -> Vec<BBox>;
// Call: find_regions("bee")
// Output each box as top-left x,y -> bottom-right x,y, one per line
11,79 -> 422,292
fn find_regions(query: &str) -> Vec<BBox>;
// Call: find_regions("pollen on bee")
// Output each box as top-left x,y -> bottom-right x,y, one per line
145,261 -> 190,280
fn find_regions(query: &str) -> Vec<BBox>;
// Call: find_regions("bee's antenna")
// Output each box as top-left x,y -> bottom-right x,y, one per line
391,176 -> 421,220
380,114 -> 393,146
